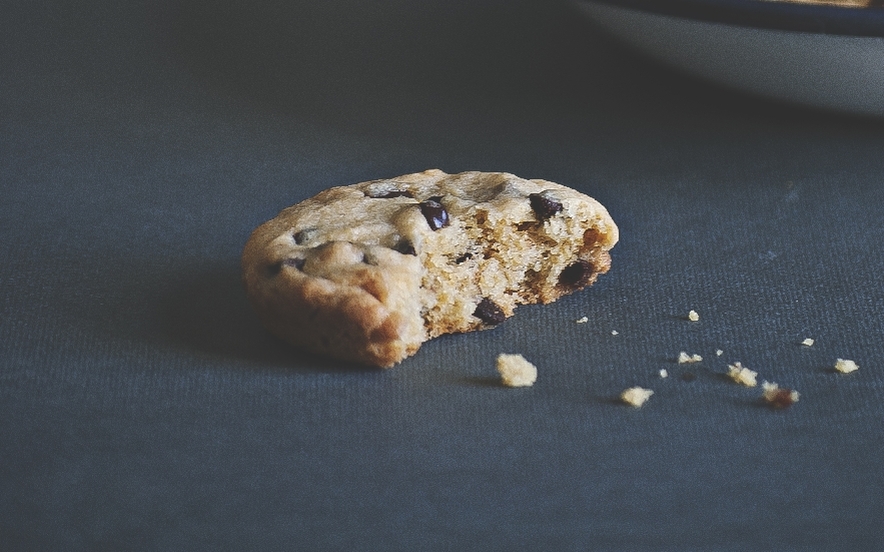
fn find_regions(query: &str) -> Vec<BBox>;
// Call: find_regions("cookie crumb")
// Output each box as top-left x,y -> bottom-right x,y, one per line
575,316 -> 588,324
715,349 -> 724,357
834,358 -> 859,374
496,354 -> 538,387
761,381 -> 799,408
620,387 -> 653,407
659,369 -> 668,378
687,310 -> 700,322
677,351 -> 702,364
801,338 -> 814,347
727,362 -> 758,387
611,330 -> 619,336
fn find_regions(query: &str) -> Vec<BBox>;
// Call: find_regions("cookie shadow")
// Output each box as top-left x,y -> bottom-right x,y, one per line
152,262 -> 375,373
458,376 -> 505,388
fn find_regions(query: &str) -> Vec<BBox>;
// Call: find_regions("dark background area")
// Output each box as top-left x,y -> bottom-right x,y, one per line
2,0 -> 883,549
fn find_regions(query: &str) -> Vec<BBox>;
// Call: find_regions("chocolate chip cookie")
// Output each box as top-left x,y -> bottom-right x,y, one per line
241,169 -> 619,367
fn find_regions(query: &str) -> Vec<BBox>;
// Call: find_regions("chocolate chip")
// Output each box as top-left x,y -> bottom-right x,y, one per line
419,197 -> 449,230
282,258 -> 306,270
558,260 -> 594,288
267,257 -> 305,276
529,191 -> 563,221
473,298 -> 506,326
293,228 -> 316,245
455,252 -> 473,264
394,239 -> 417,256
370,190 -> 414,199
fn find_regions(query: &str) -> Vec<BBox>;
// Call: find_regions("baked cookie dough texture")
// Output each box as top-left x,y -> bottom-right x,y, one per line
242,170 -> 619,367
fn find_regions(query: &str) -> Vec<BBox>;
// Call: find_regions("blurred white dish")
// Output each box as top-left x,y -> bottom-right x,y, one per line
575,0 -> 884,116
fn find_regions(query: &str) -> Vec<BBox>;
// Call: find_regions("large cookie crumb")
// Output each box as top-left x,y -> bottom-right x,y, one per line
834,358 -> 859,374
621,387 -> 654,407
496,354 -> 538,387
727,362 -> 758,387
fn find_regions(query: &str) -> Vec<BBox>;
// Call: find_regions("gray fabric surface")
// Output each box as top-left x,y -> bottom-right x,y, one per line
2,0 -> 883,549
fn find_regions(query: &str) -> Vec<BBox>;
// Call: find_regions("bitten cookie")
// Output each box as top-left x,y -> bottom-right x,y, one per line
242,169 -> 619,367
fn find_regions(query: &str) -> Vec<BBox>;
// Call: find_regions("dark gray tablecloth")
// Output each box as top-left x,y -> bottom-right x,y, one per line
3,0 -> 883,549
